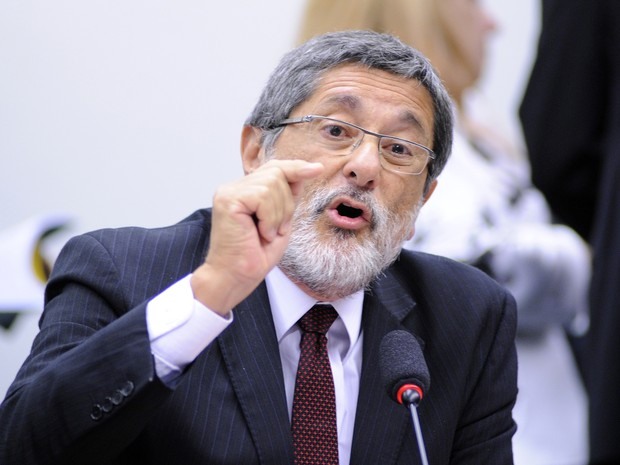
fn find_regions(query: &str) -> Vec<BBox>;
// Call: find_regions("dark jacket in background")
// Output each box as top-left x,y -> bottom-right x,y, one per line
520,1 -> 620,462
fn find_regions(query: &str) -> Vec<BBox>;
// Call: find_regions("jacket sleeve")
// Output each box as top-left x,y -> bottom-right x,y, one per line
0,233 -> 172,465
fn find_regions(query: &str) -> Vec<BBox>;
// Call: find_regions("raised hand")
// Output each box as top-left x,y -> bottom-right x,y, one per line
190,159 -> 324,315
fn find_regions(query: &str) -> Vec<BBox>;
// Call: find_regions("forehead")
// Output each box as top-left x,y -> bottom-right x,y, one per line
297,64 -> 435,138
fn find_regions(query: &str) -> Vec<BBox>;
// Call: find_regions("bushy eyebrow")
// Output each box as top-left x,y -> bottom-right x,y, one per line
400,110 -> 426,133
320,94 -> 361,112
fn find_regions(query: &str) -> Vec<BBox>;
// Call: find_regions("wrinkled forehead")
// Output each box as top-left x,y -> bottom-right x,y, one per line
298,64 -> 435,141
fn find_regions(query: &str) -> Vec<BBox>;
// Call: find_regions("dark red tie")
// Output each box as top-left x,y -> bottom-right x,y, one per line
291,304 -> 340,465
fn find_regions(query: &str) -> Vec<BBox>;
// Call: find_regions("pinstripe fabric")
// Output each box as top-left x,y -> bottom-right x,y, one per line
0,208 -> 517,465
351,257 -> 518,465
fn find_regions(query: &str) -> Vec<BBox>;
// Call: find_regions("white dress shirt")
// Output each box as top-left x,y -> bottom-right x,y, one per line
146,268 -> 364,465
265,266 -> 364,465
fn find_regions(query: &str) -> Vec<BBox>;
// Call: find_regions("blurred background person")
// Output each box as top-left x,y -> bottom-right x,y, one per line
298,0 -> 591,464
520,1 -> 620,463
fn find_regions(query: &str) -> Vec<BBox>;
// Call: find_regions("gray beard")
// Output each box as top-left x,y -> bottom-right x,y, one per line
279,184 -> 420,300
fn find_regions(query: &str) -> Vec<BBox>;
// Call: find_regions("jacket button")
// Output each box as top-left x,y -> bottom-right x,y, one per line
110,389 -> 124,405
120,380 -> 134,397
101,397 -> 114,413
90,404 -> 103,421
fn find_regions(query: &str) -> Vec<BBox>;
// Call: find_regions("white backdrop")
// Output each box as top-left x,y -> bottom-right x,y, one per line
0,0 -> 539,396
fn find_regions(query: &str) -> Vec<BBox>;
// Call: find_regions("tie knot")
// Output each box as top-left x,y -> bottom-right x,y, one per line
298,304 -> 338,335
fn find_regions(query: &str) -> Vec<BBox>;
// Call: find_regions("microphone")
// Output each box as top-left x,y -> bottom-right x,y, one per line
380,330 -> 431,465
380,329 -> 430,405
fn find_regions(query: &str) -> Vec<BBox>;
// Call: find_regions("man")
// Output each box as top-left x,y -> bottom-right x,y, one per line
520,1 -> 620,463
0,31 -> 517,464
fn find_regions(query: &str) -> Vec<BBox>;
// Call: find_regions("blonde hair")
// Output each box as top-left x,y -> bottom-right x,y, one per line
297,0 -> 439,55
297,0 -> 472,104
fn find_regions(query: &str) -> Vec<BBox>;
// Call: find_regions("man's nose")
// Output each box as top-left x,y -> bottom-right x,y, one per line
342,136 -> 382,188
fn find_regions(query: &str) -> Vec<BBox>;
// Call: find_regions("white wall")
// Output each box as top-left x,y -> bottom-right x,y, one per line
477,0 -> 541,143
0,0 -> 539,397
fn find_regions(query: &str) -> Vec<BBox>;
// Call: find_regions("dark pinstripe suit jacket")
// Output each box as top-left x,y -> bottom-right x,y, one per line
0,208 -> 517,465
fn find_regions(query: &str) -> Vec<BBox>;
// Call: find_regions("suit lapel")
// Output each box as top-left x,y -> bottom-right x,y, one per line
218,283 -> 294,465
350,268 -> 422,465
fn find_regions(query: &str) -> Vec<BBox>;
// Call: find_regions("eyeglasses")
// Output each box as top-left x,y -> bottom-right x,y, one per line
276,115 -> 435,175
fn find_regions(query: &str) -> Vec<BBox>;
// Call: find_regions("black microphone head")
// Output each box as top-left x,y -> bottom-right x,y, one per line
379,330 -> 430,404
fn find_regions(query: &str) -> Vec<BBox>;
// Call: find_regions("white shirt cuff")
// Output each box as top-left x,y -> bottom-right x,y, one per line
146,274 -> 233,383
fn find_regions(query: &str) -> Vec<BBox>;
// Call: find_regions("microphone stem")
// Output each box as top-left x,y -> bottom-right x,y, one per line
408,403 -> 429,465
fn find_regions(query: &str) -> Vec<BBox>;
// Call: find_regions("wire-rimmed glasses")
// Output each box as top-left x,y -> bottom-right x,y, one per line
276,115 -> 435,175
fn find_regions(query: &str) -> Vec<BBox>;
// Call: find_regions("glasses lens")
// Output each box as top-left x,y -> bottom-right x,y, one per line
308,117 -> 362,155
297,116 -> 431,175
380,137 -> 429,174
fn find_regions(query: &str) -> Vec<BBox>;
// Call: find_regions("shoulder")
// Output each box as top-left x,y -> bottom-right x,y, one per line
52,209 -> 213,285
397,248 -> 502,292
392,249 -> 516,325
84,208 -> 212,246
67,209 -> 213,257
390,250 -> 518,392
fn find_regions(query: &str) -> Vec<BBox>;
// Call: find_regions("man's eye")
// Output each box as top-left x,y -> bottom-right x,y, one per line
386,143 -> 413,157
326,124 -> 345,138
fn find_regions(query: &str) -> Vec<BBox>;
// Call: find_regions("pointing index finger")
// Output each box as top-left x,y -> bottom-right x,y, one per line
276,159 -> 325,182
267,159 -> 325,198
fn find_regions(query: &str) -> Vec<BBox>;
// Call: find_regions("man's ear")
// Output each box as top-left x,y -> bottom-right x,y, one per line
240,125 -> 264,174
422,178 -> 438,205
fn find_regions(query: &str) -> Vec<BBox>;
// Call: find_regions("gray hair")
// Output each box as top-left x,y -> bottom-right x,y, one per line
246,30 -> 454,187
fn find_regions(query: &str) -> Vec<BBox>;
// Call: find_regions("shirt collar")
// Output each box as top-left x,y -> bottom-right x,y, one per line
265,266 -> 364,348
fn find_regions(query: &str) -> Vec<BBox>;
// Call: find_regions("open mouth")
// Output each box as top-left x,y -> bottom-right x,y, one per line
325,197 -> 371,230
337,203 -> 364,219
